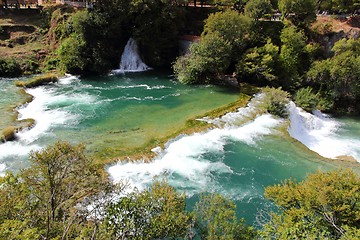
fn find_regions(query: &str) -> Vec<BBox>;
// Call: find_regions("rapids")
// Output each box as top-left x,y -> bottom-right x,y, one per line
0,74 -> 359,223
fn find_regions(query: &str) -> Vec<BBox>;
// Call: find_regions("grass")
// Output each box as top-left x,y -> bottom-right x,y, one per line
15,73 -> 58,88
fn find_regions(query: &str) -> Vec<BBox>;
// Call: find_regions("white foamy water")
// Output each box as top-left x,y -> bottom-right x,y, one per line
0,81 -> 96,171
108,114 -> 281,196
0,163 -> 6,176
288,102 -> 360,162
17,87 -> 76,143
58,74 -> 80,85
112,38 -> 150,73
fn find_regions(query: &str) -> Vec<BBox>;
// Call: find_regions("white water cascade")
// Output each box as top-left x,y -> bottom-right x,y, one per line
113,38 -> 149,73
288,102 -> 360,162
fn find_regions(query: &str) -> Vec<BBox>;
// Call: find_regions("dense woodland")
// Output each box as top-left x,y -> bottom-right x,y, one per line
0,0 -> 360,239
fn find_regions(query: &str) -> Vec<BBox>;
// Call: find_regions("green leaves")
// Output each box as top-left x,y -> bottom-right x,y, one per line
105,181 -> 191,239
307,38 -> 360,112
278,0 -> 316,27
262,169 -> 360,239
0,141 -> 111,239
174,32 -> 232,84
294,87 -> 319,112
193,193 -> 256,240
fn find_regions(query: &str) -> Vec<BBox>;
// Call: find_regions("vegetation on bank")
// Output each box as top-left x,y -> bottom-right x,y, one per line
0,142 -> 358,239
173,0 -> 360,114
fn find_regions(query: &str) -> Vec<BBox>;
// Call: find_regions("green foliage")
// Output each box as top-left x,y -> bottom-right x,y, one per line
260,87 -> 290,117
317,0 -> 359,13
307,38 -> 360,112
0,58 -> 22,77
193,194 -> 256,239
105,181 -> 191,239
261,169 -> 360,239
203,9 -> 251,56
278,0 -> 316,27
0,142 -> 113,239
57,33 -> 88,74
245,0 -> 273,21
173,32 -> 232,84
130,0 -> 185,67
56,8 -> 128,75
236,38 -> 280,84
0,220 -> 40,240
294,87 -> 319,112
279,24 -> 313,90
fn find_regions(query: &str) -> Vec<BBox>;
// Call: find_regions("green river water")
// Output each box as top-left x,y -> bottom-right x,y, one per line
0,71 -> 359,224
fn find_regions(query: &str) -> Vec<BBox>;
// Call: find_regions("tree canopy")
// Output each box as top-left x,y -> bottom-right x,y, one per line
260,169 -> 360,239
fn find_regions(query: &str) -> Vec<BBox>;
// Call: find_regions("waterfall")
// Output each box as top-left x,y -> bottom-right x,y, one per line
287,102 -> 360,162
113,38 -> 149,73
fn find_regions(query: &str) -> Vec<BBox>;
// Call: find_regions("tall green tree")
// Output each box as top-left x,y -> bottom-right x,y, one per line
105,181 -> 191,239
0,142 -> 114,239
202,9 -> 252,58
244,0 -> 273,21
236,39 -> 280,84
260,169 -> 360,239
193,194 -> 256,239
307,38 -> 360,112
278,0 -> 317,27
173,32 -> 232,84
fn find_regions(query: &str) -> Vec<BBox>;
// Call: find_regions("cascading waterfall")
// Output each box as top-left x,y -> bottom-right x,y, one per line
113,38 -> 149,73
287,102 -> 360,162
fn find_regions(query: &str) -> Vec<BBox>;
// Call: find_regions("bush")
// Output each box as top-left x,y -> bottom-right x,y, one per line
15,74 -> 58,88
261,87 -> 290,117
294,87 -> 319,112
173,32 -> 232,84
0,58 -> 22,77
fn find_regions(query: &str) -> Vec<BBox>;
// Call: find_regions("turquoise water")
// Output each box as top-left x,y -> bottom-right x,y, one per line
1,72 -> 359,224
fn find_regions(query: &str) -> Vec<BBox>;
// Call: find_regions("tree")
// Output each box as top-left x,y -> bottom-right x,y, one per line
260,169 -> 360,239
105,181 -> 191,239
278,0 -> 317,27
278,24 -> 314,90
193,194 -> 256,239
202,10 -> 251,57
0,142 -> 114,239
130,0 -> 185,67
244,0 -> 273,21
173,32 -> 232,84
236,38 -> 280,84
307,38 -> 360,112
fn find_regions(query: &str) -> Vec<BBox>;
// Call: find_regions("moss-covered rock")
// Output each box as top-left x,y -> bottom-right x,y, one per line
1,126 -> 17,142
15,73 -> 58,88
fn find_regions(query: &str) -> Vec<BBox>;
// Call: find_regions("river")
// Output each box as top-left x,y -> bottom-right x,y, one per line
0,72 -> 359,224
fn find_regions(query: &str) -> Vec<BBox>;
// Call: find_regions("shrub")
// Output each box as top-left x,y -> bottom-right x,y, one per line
260,87 -> 290,117
294,87 -> 319,112
0,58 -> 22,77
15,74 -> 58,88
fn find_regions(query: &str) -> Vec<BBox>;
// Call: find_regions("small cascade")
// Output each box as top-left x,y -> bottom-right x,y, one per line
113,38 -> 149,73
287,102 -> 360,161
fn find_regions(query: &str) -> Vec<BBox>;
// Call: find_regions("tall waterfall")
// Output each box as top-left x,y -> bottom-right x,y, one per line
114,38 -> 149,73
287,102 -> 360,162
